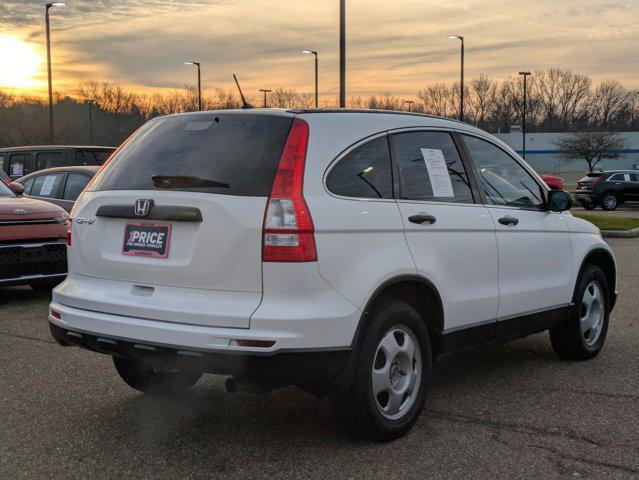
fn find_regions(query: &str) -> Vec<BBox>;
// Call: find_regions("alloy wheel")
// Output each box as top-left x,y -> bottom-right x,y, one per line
371,325 -> 422,420
580,281 -> 605,347
603,194 -> 617,210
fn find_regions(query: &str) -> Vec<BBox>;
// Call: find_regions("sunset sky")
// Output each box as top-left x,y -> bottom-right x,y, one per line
1,0 -> 638,99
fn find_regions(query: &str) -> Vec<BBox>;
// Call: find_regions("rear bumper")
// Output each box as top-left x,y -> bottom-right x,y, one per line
51,263 -> 361,352
574,191 -> 599,203
0,240 -> 67,286
49,321 -> 352,382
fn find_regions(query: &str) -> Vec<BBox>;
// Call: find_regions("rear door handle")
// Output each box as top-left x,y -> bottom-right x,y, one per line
408,213 -> 437,225
498,215 -> 519,226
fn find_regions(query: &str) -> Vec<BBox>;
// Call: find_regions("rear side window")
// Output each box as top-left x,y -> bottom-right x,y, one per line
75,150 -> 112,166
23,178 -> 35,194
9,153 -> 30,178
609,173 -> 624,181
392,131 -> 474,203
63,173 -> 91,200
90,114 -> 293,196
326,137 -> 393,199
31,173 -> 64,198
36,152 -> 65,170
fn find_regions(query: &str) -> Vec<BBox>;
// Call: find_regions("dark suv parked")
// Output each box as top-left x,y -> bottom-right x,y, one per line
574,170 -> 639,211
0,146 -> 114,180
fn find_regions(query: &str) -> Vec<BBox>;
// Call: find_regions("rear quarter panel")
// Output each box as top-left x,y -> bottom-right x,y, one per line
301,113 -> 477,311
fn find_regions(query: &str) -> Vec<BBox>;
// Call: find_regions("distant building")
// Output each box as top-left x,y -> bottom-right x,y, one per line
495,132 -> 639,173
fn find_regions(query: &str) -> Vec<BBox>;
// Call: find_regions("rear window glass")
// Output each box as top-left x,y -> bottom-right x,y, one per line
74,150 -> 112,166
36,152 -> 65,170
90,114 -> 293,196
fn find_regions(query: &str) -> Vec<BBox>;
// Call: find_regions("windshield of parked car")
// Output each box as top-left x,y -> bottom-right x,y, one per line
89,113 -> 293,196
0,179 -> 14,197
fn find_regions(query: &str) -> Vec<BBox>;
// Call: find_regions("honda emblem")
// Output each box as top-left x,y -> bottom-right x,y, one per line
134,199 -> 153,217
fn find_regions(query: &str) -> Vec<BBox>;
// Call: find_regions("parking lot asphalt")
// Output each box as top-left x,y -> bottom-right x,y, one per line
1,239 -> 637,479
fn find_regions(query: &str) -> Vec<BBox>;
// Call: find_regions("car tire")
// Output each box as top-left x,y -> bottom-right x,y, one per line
112,356 -> 203,395
331,300 -> 432,441
550,265 -> 610,361
601,192 -> 618,211
580,202 -> 597,210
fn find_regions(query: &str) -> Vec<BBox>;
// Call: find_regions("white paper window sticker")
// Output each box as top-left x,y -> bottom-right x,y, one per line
10,163 -> 23,177
40,175 -> 57,196
420,148 -> 454,198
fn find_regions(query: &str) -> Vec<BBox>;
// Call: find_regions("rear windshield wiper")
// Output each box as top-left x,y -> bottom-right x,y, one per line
151,174 -> 230,189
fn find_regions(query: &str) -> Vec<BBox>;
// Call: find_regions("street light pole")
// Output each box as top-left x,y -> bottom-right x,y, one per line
447,34 -> 464,121
519,71 -> 531,160
339,0 -> 346,108
404,100 -> 415,112
45,2 -> 65,144
301,50 -> 318,108
185,61 -> 202,111
86,100 -> 94,144
259,89 -> 272,108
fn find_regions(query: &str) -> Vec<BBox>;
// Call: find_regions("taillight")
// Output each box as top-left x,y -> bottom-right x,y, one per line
262,118 -> 317,262
591,176 -> 603,185
66,219 -> 72,247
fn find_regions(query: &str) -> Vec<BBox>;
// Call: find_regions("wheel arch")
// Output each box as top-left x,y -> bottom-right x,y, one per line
350,275 -> 445,359
601,189 -> 623,204
576,248 -> 617,310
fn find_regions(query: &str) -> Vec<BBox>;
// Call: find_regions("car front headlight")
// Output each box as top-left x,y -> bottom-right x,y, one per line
54,215 -> 70,226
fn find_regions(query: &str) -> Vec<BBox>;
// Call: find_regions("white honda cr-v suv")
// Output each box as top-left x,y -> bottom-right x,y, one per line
49,109 -> 616,441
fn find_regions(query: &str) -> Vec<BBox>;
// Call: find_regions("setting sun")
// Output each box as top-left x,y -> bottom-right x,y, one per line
0,35 -> 43,89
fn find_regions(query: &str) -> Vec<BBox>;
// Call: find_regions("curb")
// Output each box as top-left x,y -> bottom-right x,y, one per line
601,227 -> 639,238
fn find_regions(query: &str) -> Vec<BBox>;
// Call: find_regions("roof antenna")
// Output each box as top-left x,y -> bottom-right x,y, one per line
233,74 -> 254,109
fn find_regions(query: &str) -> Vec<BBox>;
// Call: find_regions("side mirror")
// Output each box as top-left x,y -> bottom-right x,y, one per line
548,189 -> 572,212
9,182 -> 24,195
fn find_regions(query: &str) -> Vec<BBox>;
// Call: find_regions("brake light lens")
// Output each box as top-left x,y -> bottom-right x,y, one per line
262,118 -> 317,262
591,176 -> 604,185
66,219 -> 72,247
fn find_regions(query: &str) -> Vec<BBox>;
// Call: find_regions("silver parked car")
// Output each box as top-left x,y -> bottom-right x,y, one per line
15,165 -> 99,213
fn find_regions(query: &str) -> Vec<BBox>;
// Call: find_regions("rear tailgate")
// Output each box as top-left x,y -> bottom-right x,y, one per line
64,111 -> 294,328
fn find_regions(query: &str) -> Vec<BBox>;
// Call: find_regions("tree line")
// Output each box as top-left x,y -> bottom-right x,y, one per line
1,68 -> 637,148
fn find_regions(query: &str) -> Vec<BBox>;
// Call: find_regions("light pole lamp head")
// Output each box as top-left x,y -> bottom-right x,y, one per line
301,50 -> 318,56
185,61 -> 200,67
447,34 -> 463,41
47,2 -> 66,8
518,71 -> 531,76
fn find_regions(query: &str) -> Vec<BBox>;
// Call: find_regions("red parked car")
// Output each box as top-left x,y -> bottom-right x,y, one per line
0,179 -> 69,290
540,175 -> 565,191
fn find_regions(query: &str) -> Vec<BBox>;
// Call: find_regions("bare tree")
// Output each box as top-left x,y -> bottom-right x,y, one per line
467,75 -> 497,129
367,93 -> 402,111
417,83 -> 457,118
590,80 -> 630,130
270,88 -> 313,109
553,132 -> 628,172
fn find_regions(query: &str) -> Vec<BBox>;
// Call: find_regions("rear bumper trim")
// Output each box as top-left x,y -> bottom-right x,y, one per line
0,273 -> 66,286
49,322 -> 352,381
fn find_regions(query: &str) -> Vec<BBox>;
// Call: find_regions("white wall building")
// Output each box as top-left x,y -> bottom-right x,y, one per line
495,132 -> 639,173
